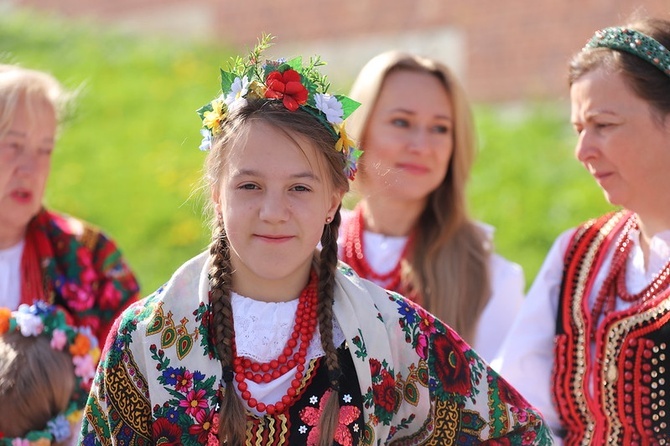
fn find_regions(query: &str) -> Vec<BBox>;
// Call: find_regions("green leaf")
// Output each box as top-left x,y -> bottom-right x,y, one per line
336,95 -> 361,120
195,102 -> 213,120
220,69 -> 236,94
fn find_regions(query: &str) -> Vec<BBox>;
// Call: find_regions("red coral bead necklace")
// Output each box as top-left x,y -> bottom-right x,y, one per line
342,205 -> 413,292
233,271 -> 318,415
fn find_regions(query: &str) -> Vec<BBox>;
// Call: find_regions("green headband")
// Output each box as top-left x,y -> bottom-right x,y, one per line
585,26 -> 670,78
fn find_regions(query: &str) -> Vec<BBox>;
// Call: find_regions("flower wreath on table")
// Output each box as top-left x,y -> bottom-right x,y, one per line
0,302 -> 100,446
197,33 -> 362,180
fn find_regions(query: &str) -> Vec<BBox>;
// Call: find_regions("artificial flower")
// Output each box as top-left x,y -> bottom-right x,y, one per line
334,123 -> 354,154
202,96 -> 227,135
69,332 -> 91,357
199,129 -> 212,152
314,93 -> 344,124
14,309 -> 44,337
50,329 -> 68,350
224,76 -> 250,113
264,69 -> 308,111
0,308 -> 11,334
47,415 -> 71,443
72,354 -> 96,383
246,80 -> 267,99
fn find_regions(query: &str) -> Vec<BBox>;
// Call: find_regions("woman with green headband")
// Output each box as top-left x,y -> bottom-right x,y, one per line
80,37 -> 550,445
497,17 -> 670,444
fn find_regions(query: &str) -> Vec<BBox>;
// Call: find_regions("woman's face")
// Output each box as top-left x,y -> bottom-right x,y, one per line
571,67 -> 670,214
213,120 -> 343,299
358,69 -> 454,206
0,97 -> 56,247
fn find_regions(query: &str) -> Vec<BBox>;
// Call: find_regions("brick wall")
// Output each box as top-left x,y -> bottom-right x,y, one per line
15,0 -> 670,102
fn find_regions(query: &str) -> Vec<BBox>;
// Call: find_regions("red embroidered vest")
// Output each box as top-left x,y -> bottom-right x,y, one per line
552,211 -> 670,445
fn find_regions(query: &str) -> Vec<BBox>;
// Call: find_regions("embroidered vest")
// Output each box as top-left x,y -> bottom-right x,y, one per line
552,211 -> 670,445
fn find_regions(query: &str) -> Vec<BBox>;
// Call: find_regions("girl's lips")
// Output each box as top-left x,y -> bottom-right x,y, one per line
10,189 -> 33,204
255,234 -> 293,243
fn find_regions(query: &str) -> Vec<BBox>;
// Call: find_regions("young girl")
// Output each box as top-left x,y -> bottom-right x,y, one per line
80,37 -> 550,445
0,302 -> 98,445
340,52 -> 524,363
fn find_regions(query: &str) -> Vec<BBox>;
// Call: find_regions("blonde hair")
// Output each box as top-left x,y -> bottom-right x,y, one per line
0,64 -> 74,139
346,51 -> 491,343
205,99 -> 348,446
0,331 -> 75,443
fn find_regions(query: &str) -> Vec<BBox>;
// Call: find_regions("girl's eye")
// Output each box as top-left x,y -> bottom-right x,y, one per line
239,183 -> 259,190
291,185 -> 311,192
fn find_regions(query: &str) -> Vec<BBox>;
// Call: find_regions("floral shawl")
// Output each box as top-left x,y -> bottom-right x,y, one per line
21,208 -> 140,346
80,251 -> 551,445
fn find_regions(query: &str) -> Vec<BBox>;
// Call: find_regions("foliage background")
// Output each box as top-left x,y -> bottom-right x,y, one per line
1,11 -> 614,294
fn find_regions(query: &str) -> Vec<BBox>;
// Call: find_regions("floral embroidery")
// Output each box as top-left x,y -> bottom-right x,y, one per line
299,389 -> 361,446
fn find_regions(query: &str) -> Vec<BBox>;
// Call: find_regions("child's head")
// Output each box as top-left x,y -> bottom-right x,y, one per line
197,36 -> 361,446
0,304 -> 98,445
0,331 -> 74,439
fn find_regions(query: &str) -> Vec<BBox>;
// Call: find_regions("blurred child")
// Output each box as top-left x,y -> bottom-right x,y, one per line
0,302 -> 98,445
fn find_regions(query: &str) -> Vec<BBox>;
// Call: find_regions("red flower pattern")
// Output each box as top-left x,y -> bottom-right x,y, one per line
152,418 -> 183,445
264,69 -> 308,111
431,333 -> 472,396
300,389 -> 361,446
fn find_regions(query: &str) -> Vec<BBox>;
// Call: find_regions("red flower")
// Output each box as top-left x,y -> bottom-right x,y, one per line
179,388 -> 208,417
188,409 -> 216,444
152,418 -> 183,445
481,438 -> 511,446
498,375 -> 529,409
264,69 -> 308,111
373,369 -> 398,414
431,333 -> 472,396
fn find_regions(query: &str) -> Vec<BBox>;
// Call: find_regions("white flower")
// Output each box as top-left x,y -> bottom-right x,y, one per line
14,311 -> 43,337
225,76 -> 250,113
342,393 -> 352,403
309,395 -> 318,405
298,425 -> 307,434
314,93 -> 344,124
199,129 -> 212,151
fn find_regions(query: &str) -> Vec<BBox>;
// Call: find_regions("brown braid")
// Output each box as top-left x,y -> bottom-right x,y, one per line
209,224 -> 247,446
316,208 -> 343,446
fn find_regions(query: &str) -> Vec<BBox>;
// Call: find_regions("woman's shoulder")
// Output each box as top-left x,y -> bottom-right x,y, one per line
114,252 -> 210,333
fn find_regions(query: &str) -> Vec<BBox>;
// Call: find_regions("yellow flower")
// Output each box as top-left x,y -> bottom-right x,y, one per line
202,98 -> 228,135
334,124 -> 355,154
246,80 -> 267,99
0,308 -> 11,334
30,439 -> 51,446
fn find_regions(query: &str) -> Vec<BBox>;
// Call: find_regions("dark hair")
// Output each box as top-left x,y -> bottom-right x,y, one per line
205,99 -> 347,446
569,18 -> 670,122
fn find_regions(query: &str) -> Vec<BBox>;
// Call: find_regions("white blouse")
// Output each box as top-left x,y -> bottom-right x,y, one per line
337,211 -> 525,365
0,239 -> 24,309
495,225 -> 670,443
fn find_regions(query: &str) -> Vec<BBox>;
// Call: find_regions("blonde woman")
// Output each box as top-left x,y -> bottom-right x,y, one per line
340,51 -> 524,362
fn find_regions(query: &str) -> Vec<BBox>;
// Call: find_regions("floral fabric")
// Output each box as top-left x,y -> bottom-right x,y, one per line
21,208 -> 140,346
80,252 -> 551,445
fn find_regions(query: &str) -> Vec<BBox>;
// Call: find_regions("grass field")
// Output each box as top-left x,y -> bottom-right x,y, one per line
1,10 -> 614,294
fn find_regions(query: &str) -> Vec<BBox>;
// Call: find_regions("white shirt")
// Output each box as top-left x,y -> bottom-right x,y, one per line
495,225 -> 670,443
338,212 -> 525,364
0,239 -> 24,309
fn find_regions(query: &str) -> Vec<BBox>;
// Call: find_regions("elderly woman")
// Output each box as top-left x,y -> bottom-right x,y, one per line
497,17 -> 670,445
0,64 -> 139,346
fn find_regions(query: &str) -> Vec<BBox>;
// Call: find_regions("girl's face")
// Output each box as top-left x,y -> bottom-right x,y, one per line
358,69 -> 454,206
571,67 -> 670,214
213,120 -> 343,300
0,97 -> 56,247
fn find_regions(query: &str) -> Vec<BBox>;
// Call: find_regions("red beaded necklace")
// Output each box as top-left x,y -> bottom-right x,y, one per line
342,205 -> 413,292
590,215 -> 670,339
233,271 -> 319,415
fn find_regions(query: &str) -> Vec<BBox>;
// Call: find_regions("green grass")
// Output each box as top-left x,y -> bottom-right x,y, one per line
1,10 -> 614,294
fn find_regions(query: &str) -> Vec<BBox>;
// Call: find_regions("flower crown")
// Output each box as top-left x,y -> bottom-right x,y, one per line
197,34 -> 362,180
0,302 -> 100,446
585,26 -> 670,78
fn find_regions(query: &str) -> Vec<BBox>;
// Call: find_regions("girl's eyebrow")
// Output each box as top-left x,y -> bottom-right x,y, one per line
233,169 -> 322,182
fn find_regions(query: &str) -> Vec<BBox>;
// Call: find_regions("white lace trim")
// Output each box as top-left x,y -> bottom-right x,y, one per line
231,292 -> 345,363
